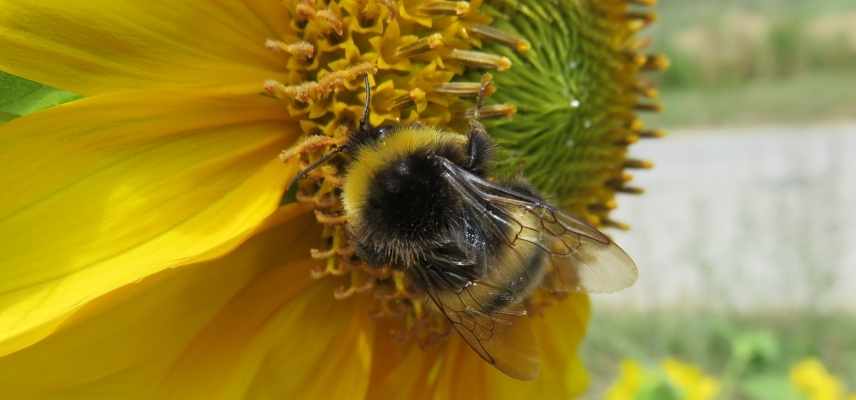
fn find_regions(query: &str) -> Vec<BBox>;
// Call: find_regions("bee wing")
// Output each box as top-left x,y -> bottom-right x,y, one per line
413,265 -> 541,380
437,157 -> 638,293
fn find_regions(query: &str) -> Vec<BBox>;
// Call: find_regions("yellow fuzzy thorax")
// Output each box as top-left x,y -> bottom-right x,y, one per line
342,126 -> 465,220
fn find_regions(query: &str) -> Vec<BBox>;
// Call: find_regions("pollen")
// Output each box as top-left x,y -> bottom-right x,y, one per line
267,0 -> 663,339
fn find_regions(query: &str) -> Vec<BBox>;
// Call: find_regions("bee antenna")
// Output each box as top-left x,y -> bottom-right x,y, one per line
285,148 -> 342,193
360,75 -> 372,131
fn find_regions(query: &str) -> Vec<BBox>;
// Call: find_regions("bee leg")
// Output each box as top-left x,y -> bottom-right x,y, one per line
465,127 -> 493,174
465,73 -> 495,174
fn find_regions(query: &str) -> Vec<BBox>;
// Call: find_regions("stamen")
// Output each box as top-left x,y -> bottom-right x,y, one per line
642,54 -> 670,71
588,200 -> 618,213
634,102 -> 662,112
265,62 -> 375,103
279,135 -> 342,162
633,81 -> 659,98
395,33 -> 444,57
433,81 -> 496,97
293,0 -> 345,35
418,1 -> 469,16
625,11 -> 656,27
447,49 -> 512,70
334,270 -> 375,299
602,218 -> 630,230
616,135 -> 639,145
638,129 -> 666,139
295,0 -> 315,20
296,191 -> 339,208
627,36 -> 653,51
265,39 -> 315,59
467,24 -> 531,53
623,50 -> 648,67
617,186 -> 645,195
314,210 -> 349,225
316,10 -> 345,36
464,104 -> 516,119
623,158 -> 655,169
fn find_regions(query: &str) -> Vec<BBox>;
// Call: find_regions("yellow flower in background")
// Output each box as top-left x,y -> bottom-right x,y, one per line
0,0 -> 661,398
605,360 -> 647,400
605,359 -> 719,400
661,359 -> 720,400
791,358 -> 851,400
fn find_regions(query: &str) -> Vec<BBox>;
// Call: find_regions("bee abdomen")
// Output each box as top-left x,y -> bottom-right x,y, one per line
479,242 -> 547,313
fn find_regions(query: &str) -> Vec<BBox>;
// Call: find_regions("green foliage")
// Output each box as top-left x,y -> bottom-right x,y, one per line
637,378 -> 683,400
742,374 -> 804,400
585,311 -> 856,399
0,71 -> 79,122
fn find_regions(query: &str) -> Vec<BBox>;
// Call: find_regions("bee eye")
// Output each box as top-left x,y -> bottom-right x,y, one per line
374,125 -> 395,141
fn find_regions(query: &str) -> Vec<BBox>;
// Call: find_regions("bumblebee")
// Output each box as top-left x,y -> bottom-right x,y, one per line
288,76 -> 637,380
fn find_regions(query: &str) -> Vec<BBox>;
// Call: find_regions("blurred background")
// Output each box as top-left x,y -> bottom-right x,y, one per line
586,0 -> 856,398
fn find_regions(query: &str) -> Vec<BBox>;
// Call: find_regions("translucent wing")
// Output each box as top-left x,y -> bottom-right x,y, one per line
436,157 -> 638,294
413,264 -> 541,380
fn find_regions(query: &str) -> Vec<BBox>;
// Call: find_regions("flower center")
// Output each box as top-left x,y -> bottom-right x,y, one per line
262,0 -> 665,343
260,0 -> 534,340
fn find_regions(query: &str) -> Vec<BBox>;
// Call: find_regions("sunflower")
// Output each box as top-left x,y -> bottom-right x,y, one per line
0,0 -> 662,398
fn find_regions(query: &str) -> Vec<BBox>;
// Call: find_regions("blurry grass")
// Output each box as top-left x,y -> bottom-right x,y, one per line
583,310 -> 856,398
644,71 -> 856,129
642,0 -> 856,127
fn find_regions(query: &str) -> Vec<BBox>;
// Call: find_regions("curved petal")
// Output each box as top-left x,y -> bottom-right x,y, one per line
0,87 -> 300,356
367,294 -> 591,399
0,207 -> 313,399
161,262 -> 374,399
0,0 -> 288,95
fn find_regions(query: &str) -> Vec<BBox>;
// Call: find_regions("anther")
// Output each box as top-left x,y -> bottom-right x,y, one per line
638,129 -> 666,139
635,102 -> 662,112
588,200 -> 618,212
464,104 -> 516,119
633,81 -> 659,98
467,24 -> 530,53
316,10 -> 345,36
314,210 -> 348,225
642,54 -> 670,71
615,185 -> 645,195
265,62 -> 375,103
433,81 -> 496,97
295,0 -> 315,20
625,11 -> 656,25
395,33 -> 444,57
265,39 -> 315,59
278,135 -> 342,162
447,49 -> 511,70
602,218 -> 631,230
623,158 -> 655,169
418,1 -> 470,16
616,135 -> 639,146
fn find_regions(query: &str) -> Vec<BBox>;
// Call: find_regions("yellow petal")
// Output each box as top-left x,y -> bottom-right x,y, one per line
366,294 -> 591,400
0,206 -> 312,399
162,260 -> 374,400
0,0 -> 286,94
0,87 -> 299,356
366,325 -> 445,400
